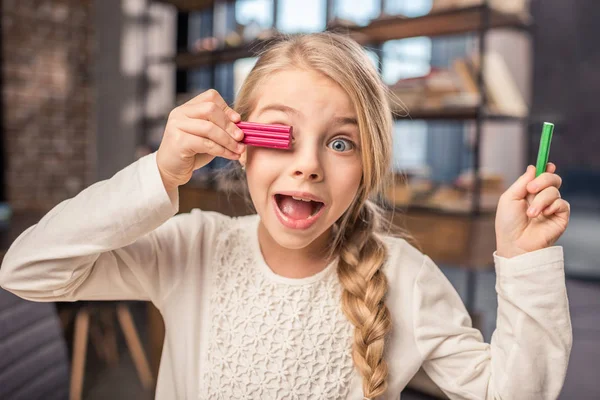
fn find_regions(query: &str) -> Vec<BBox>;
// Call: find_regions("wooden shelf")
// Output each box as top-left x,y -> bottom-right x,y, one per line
150,107 -> 523,126
178,185 -> 254,216
391,203 -> 495,217
171,5 -> 529,69
391,207 -> 496,269
179,184 -> 496,217
348,5 -> 530,45
174,38 -> 273,69
394,107 -> 526,121
156,0 -> 216,12
178,185 -> 496,268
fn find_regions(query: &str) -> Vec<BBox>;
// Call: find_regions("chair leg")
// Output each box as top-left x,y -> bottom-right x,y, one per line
59,308 -> 74,331
101,308 -> 119,366
116,304 -> 154,390
70,308 -> 90,400
87,308 -> 120,366
89,318 -> 111,364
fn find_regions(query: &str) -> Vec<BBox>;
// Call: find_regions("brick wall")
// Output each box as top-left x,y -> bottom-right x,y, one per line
1,0 -> 95,211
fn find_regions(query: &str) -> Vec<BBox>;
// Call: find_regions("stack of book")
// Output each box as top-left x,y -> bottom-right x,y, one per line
389,51 -> 528,118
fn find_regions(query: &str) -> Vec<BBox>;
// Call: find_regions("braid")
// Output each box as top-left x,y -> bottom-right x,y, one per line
337,200 -> 391,399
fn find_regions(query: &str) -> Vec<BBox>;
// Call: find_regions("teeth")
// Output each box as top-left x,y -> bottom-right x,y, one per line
292,196 -> 312,202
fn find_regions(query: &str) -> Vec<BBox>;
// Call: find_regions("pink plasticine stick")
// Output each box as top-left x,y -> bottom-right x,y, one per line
241,129 -> 291,140
236,121 -> 292,149
236,121 -> 292,134
243,137 -> 290,149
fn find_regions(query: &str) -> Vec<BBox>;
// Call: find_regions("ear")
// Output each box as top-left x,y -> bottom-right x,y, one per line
239,147 -> 247,169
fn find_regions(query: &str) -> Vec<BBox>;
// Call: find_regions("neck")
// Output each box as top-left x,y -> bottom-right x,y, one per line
257,222 -> 334,279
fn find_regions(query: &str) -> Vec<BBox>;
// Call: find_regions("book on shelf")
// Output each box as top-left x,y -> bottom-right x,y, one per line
389,52 -> 528,118
453,58 -> 479,95
187,22 -> 277,55
476,52 -> 528,117
389,67 -> 476,112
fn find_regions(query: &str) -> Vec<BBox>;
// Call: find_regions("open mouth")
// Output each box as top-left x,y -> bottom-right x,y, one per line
274,194 -> 325,220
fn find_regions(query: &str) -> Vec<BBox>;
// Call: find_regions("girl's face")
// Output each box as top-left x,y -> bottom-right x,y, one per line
244,68 -> 363,251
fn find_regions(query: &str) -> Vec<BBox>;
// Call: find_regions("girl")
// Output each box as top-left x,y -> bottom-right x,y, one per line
0,33 -> 571,400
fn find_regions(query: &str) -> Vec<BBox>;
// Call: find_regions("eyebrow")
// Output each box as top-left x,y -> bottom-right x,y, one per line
257,103 -> 303,117
333,116 -> 358,126
258,103 -> 358,127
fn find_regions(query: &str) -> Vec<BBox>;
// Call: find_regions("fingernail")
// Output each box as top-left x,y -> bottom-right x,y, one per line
237,143 -> 245,153
530,183 -> 538,192
528,206 -> 537,216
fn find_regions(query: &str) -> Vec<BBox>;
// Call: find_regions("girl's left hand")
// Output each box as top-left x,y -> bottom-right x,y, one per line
495,163 -> 570,258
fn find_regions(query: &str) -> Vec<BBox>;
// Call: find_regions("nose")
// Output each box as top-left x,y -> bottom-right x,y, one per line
289,140 -> 324,182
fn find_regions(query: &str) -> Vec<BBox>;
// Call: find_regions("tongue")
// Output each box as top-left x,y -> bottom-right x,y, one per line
279,196 -> 314,220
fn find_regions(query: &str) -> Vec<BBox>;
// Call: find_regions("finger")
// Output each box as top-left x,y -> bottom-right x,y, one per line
543,198 -> 570,217
187,89 -> 241,122
176,119 -> 244,155
181,102 -> 244,141
505,165 -> 536,200
524,165 -> 559,205
526,172 -> 562,194
183,130 -> 241,160
527,186 -> 561,217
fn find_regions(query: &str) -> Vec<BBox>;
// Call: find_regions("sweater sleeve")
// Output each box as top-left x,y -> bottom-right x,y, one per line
0,152 -> 212,307
413,246 -> 572,400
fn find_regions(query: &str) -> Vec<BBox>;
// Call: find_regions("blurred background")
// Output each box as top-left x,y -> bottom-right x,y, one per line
0,0 -> 598,399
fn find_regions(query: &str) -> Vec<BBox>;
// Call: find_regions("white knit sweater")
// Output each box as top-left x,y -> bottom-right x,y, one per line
0,152 -> 572,399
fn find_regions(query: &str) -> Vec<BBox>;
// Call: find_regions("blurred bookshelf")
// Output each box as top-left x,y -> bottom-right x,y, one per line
395,107 -> 525,121
165,3 -> 529,121
174,38 -> 272,69
176,185 -> 497,270
169,3 -> 529,69
347,4 -> 529,44
145,0 -> 532,287
145,107 -> 523,125
156,0 -> 219,12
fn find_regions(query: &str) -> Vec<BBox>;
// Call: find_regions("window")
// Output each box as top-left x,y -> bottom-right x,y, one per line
364,47 -> 380,71
234,57 -> 258,97
181,0 -> 443,176
382,1 -> 435,174
333,0 -> 379,26
277,0 -> 325,33
385,0 -> 432,17
393,121 -> 429,172
383,37 -> 432,173
382,37 -> 432,85
235,0 -> 273,29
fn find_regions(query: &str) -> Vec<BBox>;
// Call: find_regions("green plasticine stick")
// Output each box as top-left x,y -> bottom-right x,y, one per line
536,122 -> 554,177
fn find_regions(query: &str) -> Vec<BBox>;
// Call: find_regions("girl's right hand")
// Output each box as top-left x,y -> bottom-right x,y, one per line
156,89 -> 245,192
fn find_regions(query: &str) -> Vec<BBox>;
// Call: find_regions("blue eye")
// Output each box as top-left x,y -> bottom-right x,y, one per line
328,138 -> 354,152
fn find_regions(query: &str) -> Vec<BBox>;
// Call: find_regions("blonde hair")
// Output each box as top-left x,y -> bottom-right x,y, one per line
234,32 -> 402,399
